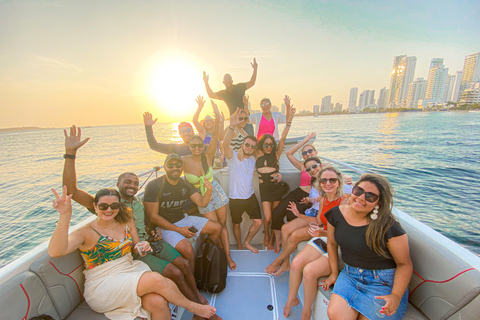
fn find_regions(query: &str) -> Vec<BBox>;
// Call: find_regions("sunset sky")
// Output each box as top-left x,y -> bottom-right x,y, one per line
1,0 -> 479,128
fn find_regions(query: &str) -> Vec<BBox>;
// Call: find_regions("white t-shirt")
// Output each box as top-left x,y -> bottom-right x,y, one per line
227,150 -> 256,199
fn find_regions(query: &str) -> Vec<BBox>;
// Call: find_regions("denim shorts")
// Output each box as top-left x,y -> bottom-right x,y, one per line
332,264 -> 408,320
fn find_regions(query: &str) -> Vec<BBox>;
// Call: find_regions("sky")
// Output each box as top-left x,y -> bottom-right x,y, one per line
1,0 -> 479,128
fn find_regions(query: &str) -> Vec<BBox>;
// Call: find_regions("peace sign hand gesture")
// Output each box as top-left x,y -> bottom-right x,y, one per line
51,186 -> 73,217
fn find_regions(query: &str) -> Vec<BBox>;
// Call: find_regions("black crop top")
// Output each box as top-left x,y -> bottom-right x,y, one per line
325,206 -> 406,270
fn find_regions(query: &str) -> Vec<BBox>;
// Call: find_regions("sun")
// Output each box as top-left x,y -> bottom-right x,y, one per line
145,53 -> 204,121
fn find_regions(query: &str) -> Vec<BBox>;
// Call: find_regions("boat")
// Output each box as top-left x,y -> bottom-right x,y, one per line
1,137 -> 480,320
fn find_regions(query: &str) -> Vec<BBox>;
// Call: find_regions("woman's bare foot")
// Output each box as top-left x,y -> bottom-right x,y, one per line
300,308 -> 312,320
197,292 -> 209,305
283,297 -> 300,317
227,257 -> 237,270
265,259 -> 282,274
190,304 -> 216,319
244,241 -> 259,253
273,260 -> 290,276
274,240 -> 282,254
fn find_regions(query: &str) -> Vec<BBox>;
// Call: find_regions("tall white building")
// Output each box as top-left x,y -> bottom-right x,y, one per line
405,78 -> 427,109
313,105 -> 319,114
451,71 -> 463,102
388,55 -> 417,107
358,90 -> 375,110
459,81 -> 480,104
460,52 -> 480,92
377,87 -> 389,109
349,87 -> 358,111
321,95 -> 331,113
443,74 -> 456,102
425,59 -> 448,102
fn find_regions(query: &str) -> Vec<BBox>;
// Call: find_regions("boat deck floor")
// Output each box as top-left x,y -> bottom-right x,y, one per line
179,249 -> 303,320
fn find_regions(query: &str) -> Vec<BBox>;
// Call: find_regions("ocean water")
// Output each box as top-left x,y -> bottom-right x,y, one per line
0,111 -> 479,268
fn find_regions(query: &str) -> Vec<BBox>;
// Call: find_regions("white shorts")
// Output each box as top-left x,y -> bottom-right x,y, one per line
161,215 -> 209,248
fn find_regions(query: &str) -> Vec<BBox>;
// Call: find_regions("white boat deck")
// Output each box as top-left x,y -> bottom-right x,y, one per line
180,249 -> 302,320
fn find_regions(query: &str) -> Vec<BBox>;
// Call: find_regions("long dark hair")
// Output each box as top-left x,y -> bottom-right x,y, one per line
94,188 -> 133,224
257,134 -> 279,169
356,174 -> 397,259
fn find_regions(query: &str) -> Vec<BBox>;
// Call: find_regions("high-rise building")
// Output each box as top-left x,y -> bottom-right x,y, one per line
388,55 -> 417,107
359,90 -> 375,110
443,74 -> 456,102
451,71 -> 463,102
425,59 -> 448,102
349,87 -> 358,111
405,78 -> 427,109
334,103 -> 342,112
321,95 -> 331,113
430,58 -> 444,70
377,87 -> 389,109
459,81 -> 480,104
460,52 -> 480,92
313,105 -> 319,114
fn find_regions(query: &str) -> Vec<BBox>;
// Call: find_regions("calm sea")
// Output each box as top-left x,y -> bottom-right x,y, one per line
1,111 -> 479,268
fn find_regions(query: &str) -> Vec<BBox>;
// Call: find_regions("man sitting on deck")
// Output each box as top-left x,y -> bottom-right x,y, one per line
143,153 -> 222,272
62,126 -> 212,312
222,111 -> 263,253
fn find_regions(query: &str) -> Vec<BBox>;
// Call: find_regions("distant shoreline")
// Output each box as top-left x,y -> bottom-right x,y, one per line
0,126 -> 53,133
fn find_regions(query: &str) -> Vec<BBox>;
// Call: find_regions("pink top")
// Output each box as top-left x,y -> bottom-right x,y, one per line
300,169 -> 311,187
257,115 -> 275,139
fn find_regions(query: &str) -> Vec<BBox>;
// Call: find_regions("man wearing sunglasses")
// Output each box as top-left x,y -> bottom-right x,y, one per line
222,113 -> 263,254
203,58 -> 258,136
144,154 -> 222,272
61,127 -> 212,309
143,111 -> 195,156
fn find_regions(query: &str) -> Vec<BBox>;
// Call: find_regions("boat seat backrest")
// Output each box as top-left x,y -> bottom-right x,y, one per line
0,271 -> 60,320
402,220 -> 480,320
30,251 -> 85,319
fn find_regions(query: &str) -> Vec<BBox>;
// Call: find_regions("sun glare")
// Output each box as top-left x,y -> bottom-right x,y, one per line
147,55 -> 203,121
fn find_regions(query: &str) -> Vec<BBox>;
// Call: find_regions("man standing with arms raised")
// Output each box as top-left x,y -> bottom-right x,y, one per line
222,110 -> 263,253
203,58 -> 258,136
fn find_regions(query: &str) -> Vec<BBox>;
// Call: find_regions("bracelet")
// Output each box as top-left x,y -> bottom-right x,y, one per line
228,125 -> 234,130
63,154 -> 76,159
56,222 -> 69,228
286,124 -> 291,128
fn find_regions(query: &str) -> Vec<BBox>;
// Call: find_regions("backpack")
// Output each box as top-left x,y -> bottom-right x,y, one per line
194,238 -> 227,293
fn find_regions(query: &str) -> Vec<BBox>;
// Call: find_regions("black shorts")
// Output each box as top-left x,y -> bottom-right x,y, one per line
229,194 -> 262,224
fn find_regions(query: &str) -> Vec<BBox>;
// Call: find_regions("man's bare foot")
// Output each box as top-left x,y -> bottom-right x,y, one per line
267,237 -> 275,250
190,304 -> 216,319
197,292 -> 209,305
265,259 -> 282,274
273,261 -> 290,276
263,235 -> 269,248
283,297 -> 300,317
274,240 -> 282,254
227,257 -> 237,270
244,242 -> 259,254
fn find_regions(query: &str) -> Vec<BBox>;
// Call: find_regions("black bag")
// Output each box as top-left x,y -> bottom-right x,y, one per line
194,238 -> 227,293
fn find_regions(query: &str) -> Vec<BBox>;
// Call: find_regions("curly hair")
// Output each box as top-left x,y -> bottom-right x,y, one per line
314,166 -> 345,199
94,188 -> 133,224
257,134 -> 277,155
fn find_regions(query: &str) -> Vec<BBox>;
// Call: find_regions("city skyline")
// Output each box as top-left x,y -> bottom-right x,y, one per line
1,0 -> 479,128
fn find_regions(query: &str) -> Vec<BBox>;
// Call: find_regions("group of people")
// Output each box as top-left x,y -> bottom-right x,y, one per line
48,58 -> 412,320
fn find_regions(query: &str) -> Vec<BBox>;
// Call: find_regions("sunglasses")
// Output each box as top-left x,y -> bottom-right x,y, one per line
190,143 -> 204,149
166,163 -> 182,169
305,163 -> 320,172
320,178 -> 338,185
244,142 -> 256,149
263,143 -> 274,148
97,202 -> 121,210
352,185 -> 379,203
179,128 -> 192,134
261,101 -> 271,107
238,117 -> 248,121
302,149 -> 315,156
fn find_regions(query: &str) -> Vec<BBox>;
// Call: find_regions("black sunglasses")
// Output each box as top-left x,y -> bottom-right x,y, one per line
97,202 -> 121,210
263,143 -> 274,148
352,185 -> 379,203
166,163 -> 182,169
320,178 -> 338,185
238,117 -> 248,121
302,149 -> 315,156
305,164 -> 320,172
244,142 -> 256,149
190,143 -> 204,149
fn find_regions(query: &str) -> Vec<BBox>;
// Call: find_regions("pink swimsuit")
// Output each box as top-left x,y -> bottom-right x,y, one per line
257,115 -> 275,139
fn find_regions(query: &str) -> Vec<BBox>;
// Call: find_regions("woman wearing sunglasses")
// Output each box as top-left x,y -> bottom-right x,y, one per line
48,187 -> 217,320
229,107 -> 250,151
271,132 -> 319,253
182,97 -> 235,270
249,95 -> 293,140
266,166 -> 346,278
323,174 -> 412,320
254,101 -> 296,250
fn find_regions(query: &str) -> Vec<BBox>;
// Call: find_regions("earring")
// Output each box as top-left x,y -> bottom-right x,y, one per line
370,206 -> 379,220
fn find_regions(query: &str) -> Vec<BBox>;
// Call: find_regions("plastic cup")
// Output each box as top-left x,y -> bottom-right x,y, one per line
135,241 -> 149,256
309,222 -> 320,230
373,298 -> 386,318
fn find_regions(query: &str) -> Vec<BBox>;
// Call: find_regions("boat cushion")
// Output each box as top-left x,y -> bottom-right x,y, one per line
30,251 -> 85,319
0,271 -> 60,320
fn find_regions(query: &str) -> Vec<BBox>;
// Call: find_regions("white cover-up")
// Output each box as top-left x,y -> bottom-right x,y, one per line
83,253 -> 151,320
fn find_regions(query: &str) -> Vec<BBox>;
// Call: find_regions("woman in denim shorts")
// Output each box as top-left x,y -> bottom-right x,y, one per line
323,174 -> 413,320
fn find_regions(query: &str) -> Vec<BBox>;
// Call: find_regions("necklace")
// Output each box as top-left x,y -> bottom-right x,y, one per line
324,197 -> 336,206
97,219 -> 117,231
